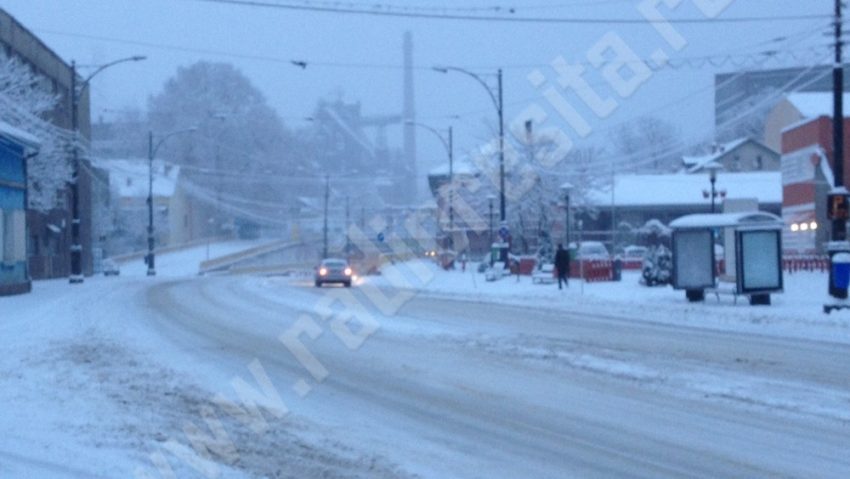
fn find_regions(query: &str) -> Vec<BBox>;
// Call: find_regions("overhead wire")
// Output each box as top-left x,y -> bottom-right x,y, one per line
188,0 -> 831,25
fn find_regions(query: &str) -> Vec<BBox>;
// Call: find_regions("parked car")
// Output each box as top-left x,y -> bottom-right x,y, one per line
315,258 -> 353,287
102,258 -> 120,276
620,245 -> 648,270
574,241 -> 610,260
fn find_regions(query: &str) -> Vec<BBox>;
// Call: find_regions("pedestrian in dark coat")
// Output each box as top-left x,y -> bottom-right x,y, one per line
554,243 -> 570,289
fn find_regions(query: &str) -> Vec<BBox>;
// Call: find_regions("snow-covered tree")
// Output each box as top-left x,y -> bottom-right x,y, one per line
610,116 -> 683,173
147,61 -> 296,229
148,61 -> 290,172
0,54 -> 73,212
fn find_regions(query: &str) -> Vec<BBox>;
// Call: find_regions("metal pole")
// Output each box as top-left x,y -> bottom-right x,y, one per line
69,61 -> 83,283
829,0 -> 847,300
834,0 -> 845,238
498,68 -> 506,223
448,126 -> 454,232
710,176 -> 717,214
323,175 -> 329,259
565,193 -> 570,246
489,198 -> 494,246
66,56 -> 145,284
147,131 -> 156,276
345,195 -> 350,258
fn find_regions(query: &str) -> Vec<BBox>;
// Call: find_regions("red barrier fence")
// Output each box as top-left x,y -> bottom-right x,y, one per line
783,255 -> 829,273
570,259 -> 614,282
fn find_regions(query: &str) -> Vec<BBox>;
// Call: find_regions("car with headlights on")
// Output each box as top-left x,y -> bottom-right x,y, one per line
315,258 -> 354,287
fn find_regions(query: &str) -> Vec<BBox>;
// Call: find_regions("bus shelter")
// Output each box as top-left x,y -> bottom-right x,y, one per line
669,212 -> 784,305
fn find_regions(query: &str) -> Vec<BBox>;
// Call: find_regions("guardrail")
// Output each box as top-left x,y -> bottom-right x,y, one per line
109,236 -> 232,264
198,240 -> 303,275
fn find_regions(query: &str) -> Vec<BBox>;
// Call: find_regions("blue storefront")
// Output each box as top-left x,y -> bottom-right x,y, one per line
0,122 -> 39,296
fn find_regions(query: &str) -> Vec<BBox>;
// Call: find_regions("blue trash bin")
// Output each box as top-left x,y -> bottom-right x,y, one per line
832,253 -> 850,289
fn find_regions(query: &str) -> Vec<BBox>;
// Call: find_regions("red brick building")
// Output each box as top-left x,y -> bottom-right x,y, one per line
781,116 -> 850,254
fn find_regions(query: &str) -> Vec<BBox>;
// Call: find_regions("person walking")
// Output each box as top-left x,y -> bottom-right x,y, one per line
554,243 -> 570,289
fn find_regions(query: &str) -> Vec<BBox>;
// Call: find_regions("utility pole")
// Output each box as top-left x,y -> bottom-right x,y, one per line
498,68 -> 506,223
67,55 -> 146,284
147,132 -> 155,276
830,0 -> 849,300
69,61 -> 83,283
345,195 -> 351,258
145,127 -> 195,277
448,126 -> 454,232
833,0 -> 845,223
323,175 -> 329,259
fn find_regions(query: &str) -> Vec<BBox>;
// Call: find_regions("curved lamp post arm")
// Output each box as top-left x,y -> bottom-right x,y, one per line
77,55 -> 147,96
151,127 -> 198,159
433,66 -> 499,114
406,120 -> 450,157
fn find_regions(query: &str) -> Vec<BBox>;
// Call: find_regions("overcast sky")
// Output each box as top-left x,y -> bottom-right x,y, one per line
1,0 -> 834,174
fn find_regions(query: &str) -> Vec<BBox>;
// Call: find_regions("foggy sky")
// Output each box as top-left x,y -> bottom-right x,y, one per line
2,0 -> 831,174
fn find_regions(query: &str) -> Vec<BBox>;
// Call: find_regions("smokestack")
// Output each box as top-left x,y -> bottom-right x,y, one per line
403,31 -> 417,203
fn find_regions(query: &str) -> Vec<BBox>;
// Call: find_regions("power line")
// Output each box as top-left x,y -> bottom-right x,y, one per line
36,27 -> 830,73
189,0 -> 830,24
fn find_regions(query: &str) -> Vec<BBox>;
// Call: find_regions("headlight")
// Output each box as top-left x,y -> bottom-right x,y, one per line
344,267 -> 352,276
319,267 -> 328,276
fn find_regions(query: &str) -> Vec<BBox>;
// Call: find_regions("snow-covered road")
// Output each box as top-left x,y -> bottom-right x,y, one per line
2,270 -> 849,478
146,275 -> 849,478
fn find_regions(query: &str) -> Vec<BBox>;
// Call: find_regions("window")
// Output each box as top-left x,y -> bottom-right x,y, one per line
1,210 -> 26,264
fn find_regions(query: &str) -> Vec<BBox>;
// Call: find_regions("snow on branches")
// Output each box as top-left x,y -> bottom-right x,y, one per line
0,54 -> 73,212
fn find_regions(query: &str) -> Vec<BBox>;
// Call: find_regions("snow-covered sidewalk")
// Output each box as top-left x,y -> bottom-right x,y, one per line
365,261 -> 850,346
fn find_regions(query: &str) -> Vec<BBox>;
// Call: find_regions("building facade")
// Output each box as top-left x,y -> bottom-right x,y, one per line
780,116 -> 850,254
683,137 -> 780,174
0,122 -> 39,295
0,8 -> 94,279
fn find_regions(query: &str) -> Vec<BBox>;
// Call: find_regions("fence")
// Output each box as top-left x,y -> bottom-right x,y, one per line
783,255 -> 829,273
570,259 -> 614,282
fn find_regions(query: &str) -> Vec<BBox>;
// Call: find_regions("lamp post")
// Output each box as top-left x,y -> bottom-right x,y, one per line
560,182 -> 574,247
69,55 -> 146,283
487,194 -> 496,249
323,174 -> 330,259
406,121 -> 453,230
434,66 -> 505,222
704,161 -> 723,213
147,127 -> 197,276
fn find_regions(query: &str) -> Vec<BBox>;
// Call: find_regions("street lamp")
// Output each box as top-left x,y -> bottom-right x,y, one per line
69,55 -> 146,283
487,194 -> 496,248
704,161 -> 723,213
405,120 -> 453,231
560,182 -> 574,247
434,66 -> 505,222
146,127 -> 197,276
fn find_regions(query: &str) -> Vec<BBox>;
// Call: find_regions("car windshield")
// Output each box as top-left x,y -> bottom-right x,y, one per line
3,2 -> 837,478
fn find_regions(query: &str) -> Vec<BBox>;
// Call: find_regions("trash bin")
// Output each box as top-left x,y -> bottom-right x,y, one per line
612,256 -> 623,282
832,253 -> 850,289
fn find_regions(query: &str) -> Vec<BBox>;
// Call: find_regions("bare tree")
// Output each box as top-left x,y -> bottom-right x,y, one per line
610,116 -> 683,173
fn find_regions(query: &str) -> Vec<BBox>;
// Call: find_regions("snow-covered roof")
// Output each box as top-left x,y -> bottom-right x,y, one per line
682,137 -> 749,171
588,172 -> 782,207
91,158 -> 180,199
670,212 -> 783,229
0,120 -> 40,150
786,92 -> 850,119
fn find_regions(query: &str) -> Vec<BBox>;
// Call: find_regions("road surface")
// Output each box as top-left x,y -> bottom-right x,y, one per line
135,275 -> 850,478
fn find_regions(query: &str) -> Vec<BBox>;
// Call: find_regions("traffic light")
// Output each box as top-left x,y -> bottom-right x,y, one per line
828,193 -> 850,220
